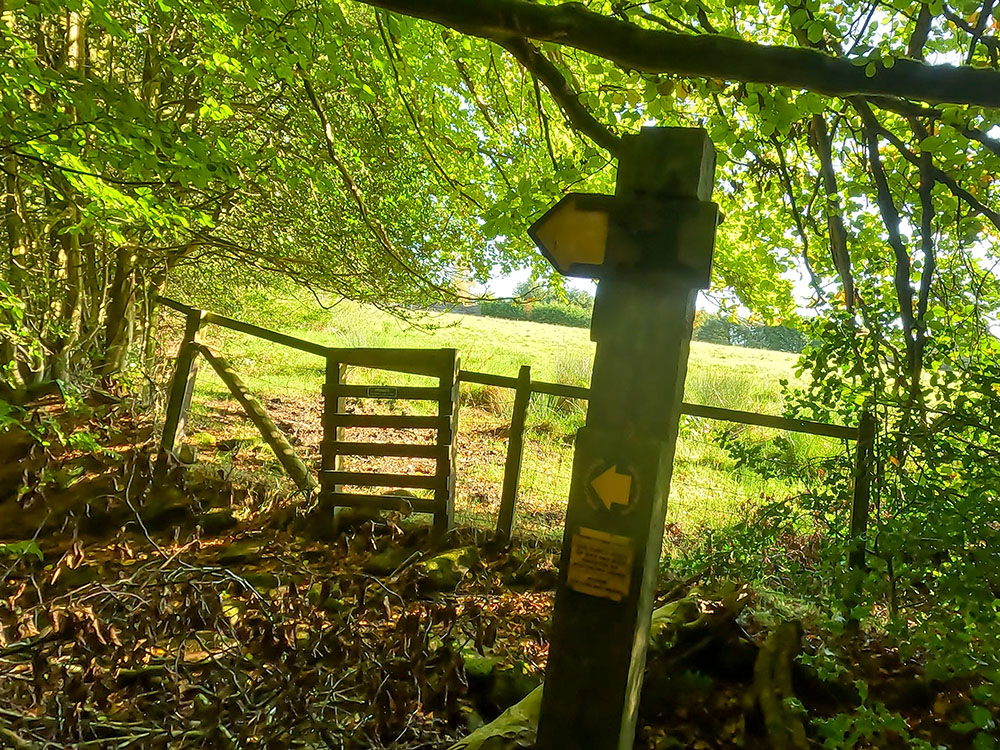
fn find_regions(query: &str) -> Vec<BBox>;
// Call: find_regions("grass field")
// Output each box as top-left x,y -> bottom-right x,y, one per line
168,292 -> 848,544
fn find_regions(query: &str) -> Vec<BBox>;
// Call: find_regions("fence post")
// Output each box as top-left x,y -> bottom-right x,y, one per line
848,411 -> 877,573
434,350 -> 461,538
495,365 -> 532,544
160,307 -> 205,456
321,358 -> 346,517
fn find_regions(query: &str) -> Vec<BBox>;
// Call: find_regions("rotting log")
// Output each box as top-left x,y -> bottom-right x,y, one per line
450,685 -> 543,750
746,621 -> 808,750
197,344 -> 318,494
448,591 -> 748,750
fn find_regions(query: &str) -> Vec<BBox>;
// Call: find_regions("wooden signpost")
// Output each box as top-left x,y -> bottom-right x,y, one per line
532,127 -> 719,750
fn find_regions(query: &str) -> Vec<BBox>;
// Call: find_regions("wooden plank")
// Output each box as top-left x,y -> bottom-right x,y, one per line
328,413 -> 447,430
332,347 -> 455,378
160,297 -> 456,379
198,344 -> 318,493
326,492 -> 442,513
197,345 -> 316,490
461,366 -> 858,440
680,403 -> 859,440
157,296 -> 194,315
160,308 -> 205,455
203,312 -> 330,357
495,365 -> 532,544
323,471 -> 443,490
459,369 -> 518,389
532,380 -> 591,400
331,442 -> 447,459
337,384 -> 448,401
159,297 -> 328,358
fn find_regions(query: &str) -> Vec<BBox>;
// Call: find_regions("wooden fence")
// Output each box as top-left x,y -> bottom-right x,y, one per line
158,297 -> 875,565
158,297 -> 460,534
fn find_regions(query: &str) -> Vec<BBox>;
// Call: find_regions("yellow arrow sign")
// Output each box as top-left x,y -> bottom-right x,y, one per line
591,465 -> 632,511
529,193 -> 613,277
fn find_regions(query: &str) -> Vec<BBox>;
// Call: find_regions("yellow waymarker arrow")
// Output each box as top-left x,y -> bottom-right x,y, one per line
591,465 -> 632,511
528,193 -> 613,277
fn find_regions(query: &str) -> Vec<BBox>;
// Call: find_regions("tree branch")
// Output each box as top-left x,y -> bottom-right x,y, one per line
907,3 -> 933,60
854,99 -> 917,370
300,70 -> 461,301
772,135 -> 825,302
354,0 -> 1000,107
967,0 -> 996,64
491,36 -> 622,154
809,114 -> 856,310
871,121 -> 1000,233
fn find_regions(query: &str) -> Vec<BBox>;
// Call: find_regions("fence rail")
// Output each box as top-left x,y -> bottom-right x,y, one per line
157,296 -> 873,564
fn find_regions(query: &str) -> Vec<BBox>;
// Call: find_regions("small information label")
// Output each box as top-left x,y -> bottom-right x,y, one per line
567,527 -> 633,602
366,386 -> 398,399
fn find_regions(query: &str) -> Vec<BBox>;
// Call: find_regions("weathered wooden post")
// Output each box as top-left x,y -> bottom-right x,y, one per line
160,307 -> 205,456
435,350 -> 461,537
848,411 -> 877,573
495,364 -> 532,543
531,127 -> 719,750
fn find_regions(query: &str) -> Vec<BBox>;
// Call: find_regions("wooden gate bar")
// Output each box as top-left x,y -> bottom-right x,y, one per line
330,442 -> 448,459
333,347 -> 454,377
336,384 -> 449,400
325,492 -> 441,513
322,471 -> 442,490
328,413 -> 447,430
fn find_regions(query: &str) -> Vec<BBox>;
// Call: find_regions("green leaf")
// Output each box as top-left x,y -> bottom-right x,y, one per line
0,541 -> 43,561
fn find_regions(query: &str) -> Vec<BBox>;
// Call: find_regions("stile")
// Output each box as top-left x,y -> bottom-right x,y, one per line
319,347 -> 459,537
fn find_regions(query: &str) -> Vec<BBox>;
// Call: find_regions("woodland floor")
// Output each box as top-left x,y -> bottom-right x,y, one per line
0,397 -> 994,749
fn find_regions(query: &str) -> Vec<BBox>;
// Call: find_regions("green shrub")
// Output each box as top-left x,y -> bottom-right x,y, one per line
478,300 -> 590,328
529,302 -> 590,328
478,300 -> 526,320
693,314 -> 806,352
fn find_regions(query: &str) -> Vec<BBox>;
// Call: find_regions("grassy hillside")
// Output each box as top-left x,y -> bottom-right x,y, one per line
167,292 -> 845,543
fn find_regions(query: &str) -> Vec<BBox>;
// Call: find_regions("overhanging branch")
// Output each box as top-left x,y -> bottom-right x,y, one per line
491,36 -> 622,154
353,0 -> 1000,108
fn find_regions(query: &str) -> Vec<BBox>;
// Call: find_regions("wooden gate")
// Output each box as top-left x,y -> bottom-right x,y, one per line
320,348 -> 460,535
